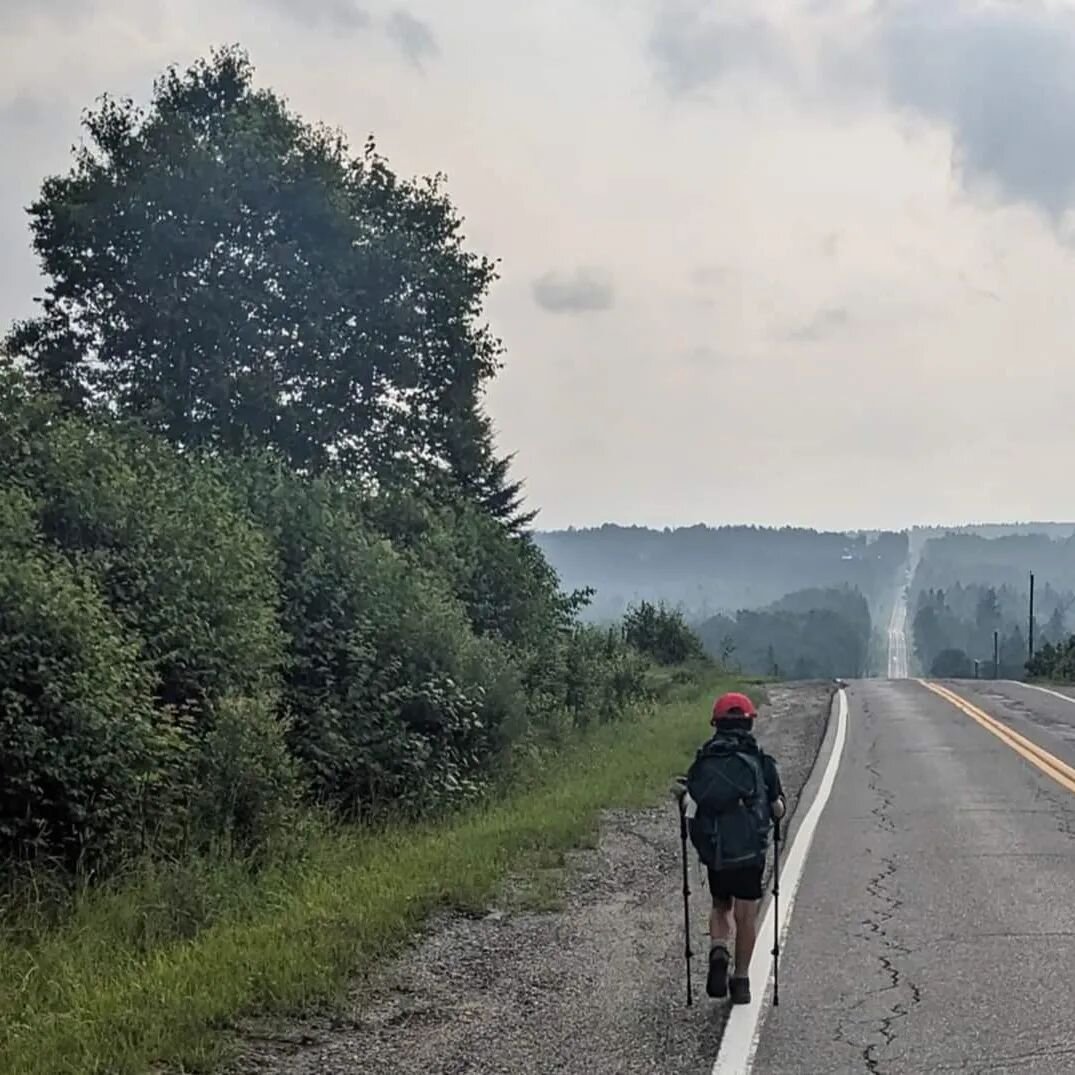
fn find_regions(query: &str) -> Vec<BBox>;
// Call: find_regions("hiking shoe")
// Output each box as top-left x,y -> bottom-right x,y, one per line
729,977 -> 751,1005
706,946 -> 730,998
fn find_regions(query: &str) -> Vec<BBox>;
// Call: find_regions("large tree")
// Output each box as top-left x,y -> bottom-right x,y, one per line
5,46 -> 522,520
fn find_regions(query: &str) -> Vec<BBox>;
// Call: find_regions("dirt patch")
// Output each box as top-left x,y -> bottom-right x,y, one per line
226,682 -> 834,1075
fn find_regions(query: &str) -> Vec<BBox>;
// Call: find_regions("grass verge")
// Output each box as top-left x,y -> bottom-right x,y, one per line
0,675 -> 751,1075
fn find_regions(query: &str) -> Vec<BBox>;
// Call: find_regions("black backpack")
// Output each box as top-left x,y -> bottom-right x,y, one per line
686,734 -> 771,871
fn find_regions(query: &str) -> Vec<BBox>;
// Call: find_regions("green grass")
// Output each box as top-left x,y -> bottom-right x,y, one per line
0,675 -> 748,1075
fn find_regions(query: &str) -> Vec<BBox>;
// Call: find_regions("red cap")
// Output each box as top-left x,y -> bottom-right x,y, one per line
711,691 -> 758,724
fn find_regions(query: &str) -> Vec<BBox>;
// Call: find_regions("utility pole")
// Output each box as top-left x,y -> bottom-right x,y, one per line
993,629 -> 999,679
1028,571 -> 1035,664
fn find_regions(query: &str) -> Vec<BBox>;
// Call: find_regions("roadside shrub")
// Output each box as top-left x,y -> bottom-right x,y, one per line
190,693 -> 300,853
564,625 -> 650,726
226,458 -> 529,816
0,488 -> 167,866
0,408 -> 284,730
930,647 -> 973,678
623,600 -> 706,665
26,421 -> 284,722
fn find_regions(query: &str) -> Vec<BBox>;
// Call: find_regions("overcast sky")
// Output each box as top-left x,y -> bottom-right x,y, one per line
5,1 -> 1075,532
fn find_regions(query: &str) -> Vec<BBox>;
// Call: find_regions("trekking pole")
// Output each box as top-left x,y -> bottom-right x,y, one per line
678,796 -> 694,1007
771,817 -> 781,1007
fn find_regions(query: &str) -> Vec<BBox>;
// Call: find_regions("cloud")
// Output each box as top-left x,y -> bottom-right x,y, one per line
386,9 -> 438,68
684,344 -> 724,366
532,268 -> 615,314
262,0 -> 369,33
784,306 -> 849,343
648,1 -> 790,96
645,1 -> 1075,218
0,94 -> 47,128
690,263 -> 732,287
876,1 -> 1075,218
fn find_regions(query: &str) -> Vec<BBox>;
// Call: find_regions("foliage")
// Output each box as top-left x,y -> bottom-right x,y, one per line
536,524 -> 909,622
190,693 -> 301,853
4,46 -> 523,525
0,487 -> 166,866
696,586 -> 871,679
0,372 -> 654,863
622,600 -> 706,666
1026,636 -> 1075,681
0,49 -> 659,877
910,580 -> 1059,680
930,648 -> 973,678
223,455 -> 527,816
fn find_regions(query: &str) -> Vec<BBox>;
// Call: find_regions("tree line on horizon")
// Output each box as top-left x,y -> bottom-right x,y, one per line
535,524 -> 909,624
694,585 -> 872,680
910,533 -> 1075,680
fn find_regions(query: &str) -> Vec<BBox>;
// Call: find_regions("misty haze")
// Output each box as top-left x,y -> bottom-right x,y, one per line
2,4 -> 1074,1074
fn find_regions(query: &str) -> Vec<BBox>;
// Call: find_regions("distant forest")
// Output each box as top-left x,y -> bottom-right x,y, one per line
696,586 -> 872,680
536,525 -> 909,623
534,525 -> 907,682
910,531 -> 1075,678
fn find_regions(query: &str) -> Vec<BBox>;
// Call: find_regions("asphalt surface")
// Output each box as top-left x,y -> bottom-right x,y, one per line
752,678 -> 1075,1075
226,676 -> 1075,1074
226,683 -> 834,1075
951,679 -> 1075,773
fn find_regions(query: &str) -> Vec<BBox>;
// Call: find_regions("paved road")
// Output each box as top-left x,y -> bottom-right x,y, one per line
886,550 -> 916,680
751,679 -> 1075,1074
229,685 -> 835,1075
886,593 -> 909,680
952,679 -> 1075,773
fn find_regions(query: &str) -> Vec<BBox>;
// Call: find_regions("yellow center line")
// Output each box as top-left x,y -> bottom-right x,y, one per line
918,679 -> 1075,796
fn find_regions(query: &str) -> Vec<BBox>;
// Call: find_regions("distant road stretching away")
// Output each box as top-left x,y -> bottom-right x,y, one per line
887,555 -> 913,679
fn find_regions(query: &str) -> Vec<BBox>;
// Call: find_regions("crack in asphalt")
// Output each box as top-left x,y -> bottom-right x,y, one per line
932,1042 -> 1075,1072
853,733 -> 923,1075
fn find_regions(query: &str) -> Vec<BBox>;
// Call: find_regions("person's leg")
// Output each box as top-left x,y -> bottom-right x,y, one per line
732,897 -> 759,977
728,866 -> 764,1004
710,894 -> 734,949
707,871 -> 734,997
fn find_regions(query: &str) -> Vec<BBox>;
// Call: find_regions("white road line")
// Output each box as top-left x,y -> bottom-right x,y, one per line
711,689 -> 850,1075
1010,679 -> 1075,705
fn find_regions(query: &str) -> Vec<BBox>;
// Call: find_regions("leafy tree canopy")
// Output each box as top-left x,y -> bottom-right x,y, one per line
5,46 -> 526,524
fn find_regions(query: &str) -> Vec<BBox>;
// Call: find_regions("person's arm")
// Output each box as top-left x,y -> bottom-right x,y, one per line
764,755 -> 786,819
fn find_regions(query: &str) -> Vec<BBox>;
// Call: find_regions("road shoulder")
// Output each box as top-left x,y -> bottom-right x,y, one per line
226,682 -> 834,1075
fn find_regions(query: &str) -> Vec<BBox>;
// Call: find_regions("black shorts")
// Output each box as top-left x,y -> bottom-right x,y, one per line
708,864 -> 763,902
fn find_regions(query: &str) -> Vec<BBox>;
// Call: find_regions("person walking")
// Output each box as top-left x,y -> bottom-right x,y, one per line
676,691 -> 785,1005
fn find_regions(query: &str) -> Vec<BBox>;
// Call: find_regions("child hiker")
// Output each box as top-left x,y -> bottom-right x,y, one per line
674,691 -> 785,1004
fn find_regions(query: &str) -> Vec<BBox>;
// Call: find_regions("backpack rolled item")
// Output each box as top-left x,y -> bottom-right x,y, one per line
678,794 -> 694,1007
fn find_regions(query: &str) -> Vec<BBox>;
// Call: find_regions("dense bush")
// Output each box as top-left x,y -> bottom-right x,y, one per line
225,457 -> 528,815
0,488 -> 166,866
1026,637 -> 1075,681
0,50 -> 659,876
622,601 -> 706,666
0,384 -> 657,865
930,648 -> 974,678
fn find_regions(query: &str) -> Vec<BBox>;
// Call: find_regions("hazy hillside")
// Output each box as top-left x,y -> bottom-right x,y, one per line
536,524 -> 909,623
909,529 -> 1075,676
696,585 -> 872,679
